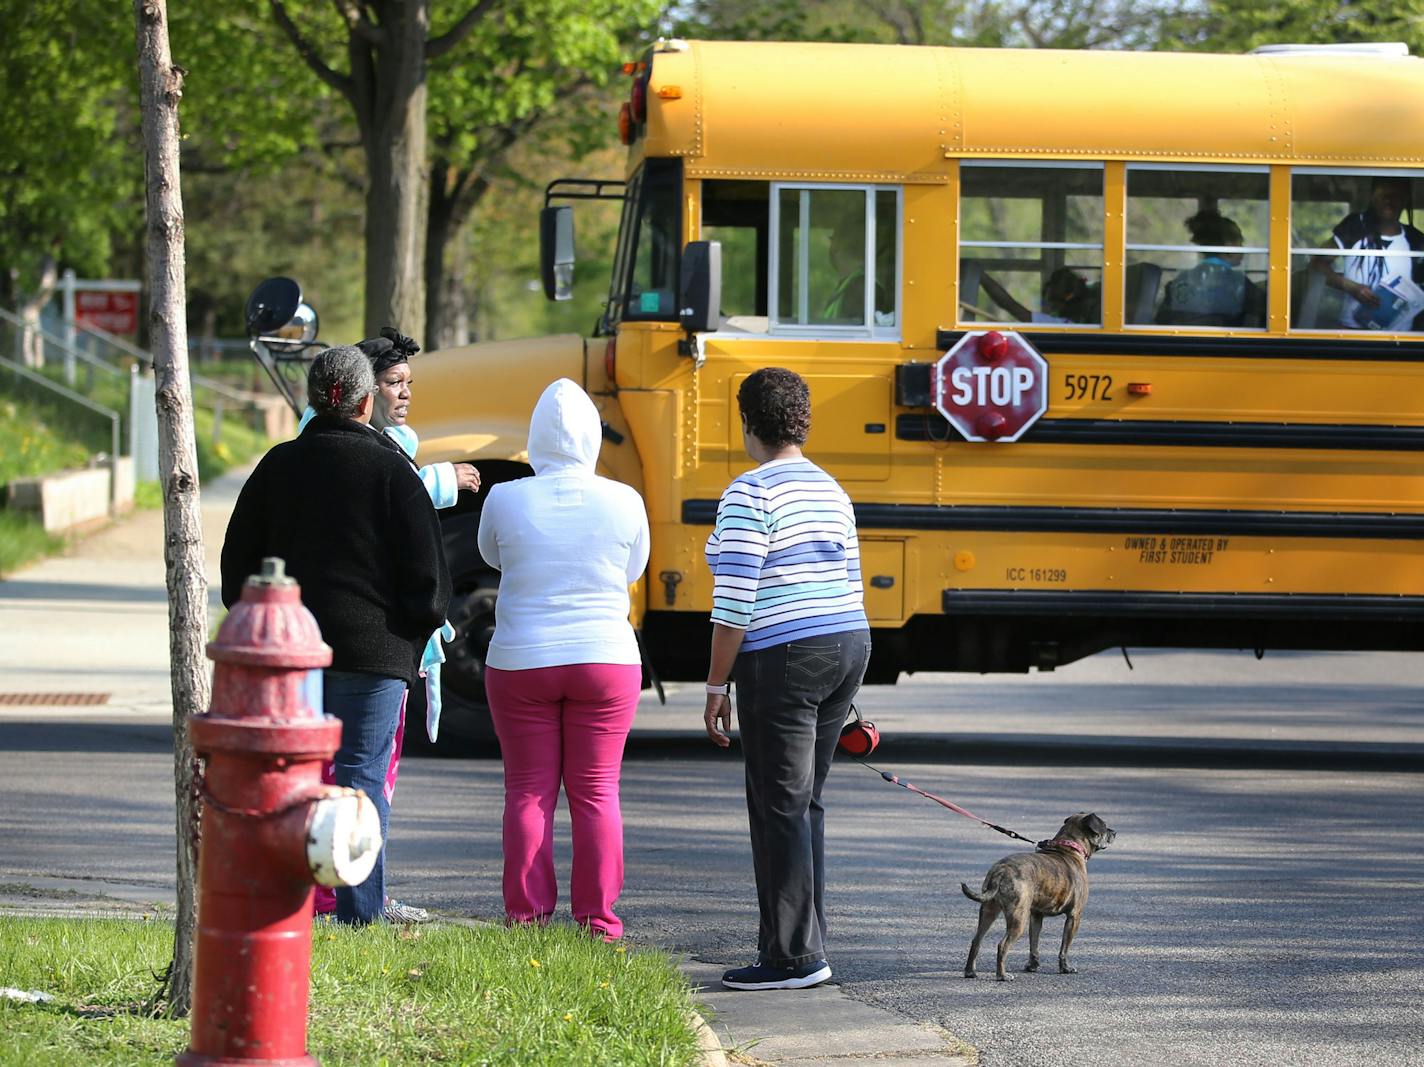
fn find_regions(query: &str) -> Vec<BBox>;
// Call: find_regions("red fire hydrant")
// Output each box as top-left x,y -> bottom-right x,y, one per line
179,557 -> 382,1067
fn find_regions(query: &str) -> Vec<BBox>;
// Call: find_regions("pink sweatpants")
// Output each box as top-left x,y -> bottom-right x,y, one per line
485,662 -> 641,939
314,692 -> 407,915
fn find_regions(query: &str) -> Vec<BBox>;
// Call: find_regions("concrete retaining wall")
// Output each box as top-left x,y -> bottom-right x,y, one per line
7,457 -> 135,534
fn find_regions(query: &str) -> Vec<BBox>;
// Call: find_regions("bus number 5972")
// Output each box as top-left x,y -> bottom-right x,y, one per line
1064,374 -> 1113,401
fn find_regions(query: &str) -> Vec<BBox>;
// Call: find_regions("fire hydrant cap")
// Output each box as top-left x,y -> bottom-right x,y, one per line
307,788 -> 382,888
208,557 -> 333,669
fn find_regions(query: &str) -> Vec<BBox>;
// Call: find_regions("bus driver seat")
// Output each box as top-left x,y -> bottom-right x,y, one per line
1126,262 -> 1163,324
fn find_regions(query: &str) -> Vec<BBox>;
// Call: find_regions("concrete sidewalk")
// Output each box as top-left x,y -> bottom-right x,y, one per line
0,465 -> 247,713
0,462 -> 973,1067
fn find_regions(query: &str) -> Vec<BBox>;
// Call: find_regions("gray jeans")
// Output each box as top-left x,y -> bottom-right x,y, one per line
732,629 -> 871,967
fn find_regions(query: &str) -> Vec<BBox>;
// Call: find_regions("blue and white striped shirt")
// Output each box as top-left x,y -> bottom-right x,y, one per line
705,457 -> 868,652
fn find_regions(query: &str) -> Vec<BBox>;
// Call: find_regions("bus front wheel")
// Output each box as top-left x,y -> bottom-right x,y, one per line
439,569 -> 499,744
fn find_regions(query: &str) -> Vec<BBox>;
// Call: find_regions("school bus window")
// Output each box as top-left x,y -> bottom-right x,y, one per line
1125,165 -> 1268,330
702,180 -> 770,333
769,184 -> 900,336
622,159 -> 681,322
1290,171 -> 1424,332
959,163 -> 1103,328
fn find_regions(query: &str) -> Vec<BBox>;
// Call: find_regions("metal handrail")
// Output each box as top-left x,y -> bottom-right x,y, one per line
64,317 -> 255,406
0,307 -> 124,380
77,321 -> 256,406
0,354 -> 121,513
78,320 -> 151,363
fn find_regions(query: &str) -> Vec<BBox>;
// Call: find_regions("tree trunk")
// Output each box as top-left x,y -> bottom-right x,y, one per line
444,238 -> 472,347
17,255 -> 58,369
134,0 -> 206,1020
20,257 -> 57,369
200,305 -> 217,363
427,153 -> 497,349
424,161 -> 458,348
361,5 -> 429,342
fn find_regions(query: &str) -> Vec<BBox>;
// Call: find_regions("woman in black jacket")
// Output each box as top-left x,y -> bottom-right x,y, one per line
221,345 -> 451,924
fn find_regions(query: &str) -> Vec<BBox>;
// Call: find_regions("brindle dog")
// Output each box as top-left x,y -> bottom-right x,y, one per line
961,812 -> 1115,981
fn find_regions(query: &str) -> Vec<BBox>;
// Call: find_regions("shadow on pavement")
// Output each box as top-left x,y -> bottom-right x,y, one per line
0,722 -> 175,753
6,719 -> 1420,772
0,580 -> 171,604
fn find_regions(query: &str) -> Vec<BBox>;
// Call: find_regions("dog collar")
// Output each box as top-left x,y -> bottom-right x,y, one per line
1037,837 -> 1087,858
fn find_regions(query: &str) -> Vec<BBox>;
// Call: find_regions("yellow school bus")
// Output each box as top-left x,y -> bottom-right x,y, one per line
411,39 -> 1424,733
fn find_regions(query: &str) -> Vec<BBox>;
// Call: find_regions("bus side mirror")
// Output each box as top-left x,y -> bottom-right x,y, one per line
539,206 -> 575,301
679,240 -> 722,335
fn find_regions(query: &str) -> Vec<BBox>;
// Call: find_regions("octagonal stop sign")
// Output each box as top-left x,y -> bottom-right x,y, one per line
932,330 -> 1049,442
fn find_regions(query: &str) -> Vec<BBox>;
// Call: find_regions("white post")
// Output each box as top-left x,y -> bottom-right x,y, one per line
129,363 -> 159,482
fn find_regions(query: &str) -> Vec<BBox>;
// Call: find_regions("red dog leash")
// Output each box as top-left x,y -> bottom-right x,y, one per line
854,757 -> 1035,844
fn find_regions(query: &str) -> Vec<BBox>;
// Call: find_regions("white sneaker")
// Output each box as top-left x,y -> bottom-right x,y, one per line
383,898 -> 431,924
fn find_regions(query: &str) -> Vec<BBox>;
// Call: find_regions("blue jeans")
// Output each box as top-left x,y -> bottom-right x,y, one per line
324,669 -> 406,924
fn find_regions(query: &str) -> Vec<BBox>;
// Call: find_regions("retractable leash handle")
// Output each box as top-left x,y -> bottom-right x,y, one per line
838,703 -> 880,757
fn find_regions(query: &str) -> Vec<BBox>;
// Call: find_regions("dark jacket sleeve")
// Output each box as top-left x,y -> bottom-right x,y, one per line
387,465 -> 452,635
220,460 -> 268,608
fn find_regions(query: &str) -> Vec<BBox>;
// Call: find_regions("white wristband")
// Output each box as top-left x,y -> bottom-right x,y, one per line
705,682 -> 730,696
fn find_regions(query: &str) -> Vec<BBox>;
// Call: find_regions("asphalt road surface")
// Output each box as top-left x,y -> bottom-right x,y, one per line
2,648 -> 1421,1065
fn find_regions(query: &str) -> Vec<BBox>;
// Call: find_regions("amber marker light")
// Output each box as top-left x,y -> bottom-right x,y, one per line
1127,382 -> 1153,396
658,85 -> 682,99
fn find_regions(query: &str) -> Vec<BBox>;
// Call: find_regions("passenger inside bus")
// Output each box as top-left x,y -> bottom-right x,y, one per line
822,212 -> 893,325
980,267 -> 1093,325
1155,210 -> 1265,328
1308,177 -> 1424,330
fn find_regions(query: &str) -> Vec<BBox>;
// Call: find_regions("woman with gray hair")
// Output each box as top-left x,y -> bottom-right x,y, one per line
221,344 -> 451,925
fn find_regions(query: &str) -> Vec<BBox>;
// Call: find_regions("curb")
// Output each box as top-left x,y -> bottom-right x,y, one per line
689,1009 -> 729,1067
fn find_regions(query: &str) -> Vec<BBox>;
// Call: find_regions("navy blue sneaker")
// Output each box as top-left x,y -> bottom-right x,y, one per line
721,959 -> 832,990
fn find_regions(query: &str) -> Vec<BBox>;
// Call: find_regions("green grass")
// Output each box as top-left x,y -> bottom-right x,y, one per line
0,364 -> 269,576
0,396 -> 92,489
133,481 -> 163,510
0,394 -> 87,576
0,511 -> 62,577
0,917 -> 702,1066
192,403 -> 268,481
2,364 -> 271,483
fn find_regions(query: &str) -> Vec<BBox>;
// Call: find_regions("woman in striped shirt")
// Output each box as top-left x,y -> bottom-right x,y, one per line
703,367 -> 871,991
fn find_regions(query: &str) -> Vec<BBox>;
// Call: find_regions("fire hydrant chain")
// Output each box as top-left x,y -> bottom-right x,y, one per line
192,761 -> 355,822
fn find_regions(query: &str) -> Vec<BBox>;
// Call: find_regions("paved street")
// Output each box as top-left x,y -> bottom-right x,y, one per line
1,470 -> 1422,1064
3,656 -> 1422,1065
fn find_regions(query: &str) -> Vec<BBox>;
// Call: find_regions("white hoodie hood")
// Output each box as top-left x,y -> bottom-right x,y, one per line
528,378 -> 601,475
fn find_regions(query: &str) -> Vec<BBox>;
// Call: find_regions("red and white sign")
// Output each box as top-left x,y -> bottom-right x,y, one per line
932,330 -> 1049,442
73,290 -> 139,334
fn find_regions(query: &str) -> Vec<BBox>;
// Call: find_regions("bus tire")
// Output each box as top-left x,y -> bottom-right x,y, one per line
438,566 -> 500,746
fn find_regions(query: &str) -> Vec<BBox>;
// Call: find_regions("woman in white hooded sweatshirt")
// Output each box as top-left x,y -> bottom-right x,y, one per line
477,378 -> 650,940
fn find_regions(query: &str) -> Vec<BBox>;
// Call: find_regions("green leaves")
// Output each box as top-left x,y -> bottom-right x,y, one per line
0,0 -> 141,291
1197,0 -> 1424,54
